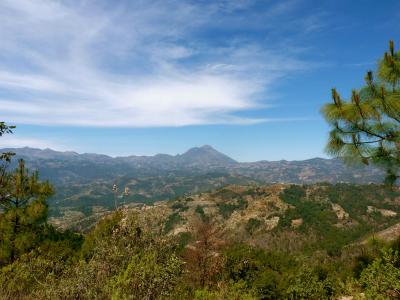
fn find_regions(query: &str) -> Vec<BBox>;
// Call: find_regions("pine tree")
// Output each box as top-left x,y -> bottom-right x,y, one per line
0,122 -> 15,163
0,159 -> 54,265
0,122 -> 15,191
322,40 -> 400,185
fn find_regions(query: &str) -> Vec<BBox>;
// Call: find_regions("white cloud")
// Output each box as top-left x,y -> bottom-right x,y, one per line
0,0 -> 315,127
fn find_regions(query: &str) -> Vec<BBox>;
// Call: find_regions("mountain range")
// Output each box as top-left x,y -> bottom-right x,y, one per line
1,145 -> 385,228
1,145 -> 384,185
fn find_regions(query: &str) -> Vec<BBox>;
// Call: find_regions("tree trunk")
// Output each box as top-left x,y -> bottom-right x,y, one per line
10,204 -> 19,263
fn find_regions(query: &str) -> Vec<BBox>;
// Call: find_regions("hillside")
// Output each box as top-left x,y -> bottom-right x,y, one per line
61,182 -> 400,253
3,181 -> 400,299
120,183 -> 400,254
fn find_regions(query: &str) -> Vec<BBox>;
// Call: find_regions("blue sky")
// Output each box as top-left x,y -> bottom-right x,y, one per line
0,0 -> 399,161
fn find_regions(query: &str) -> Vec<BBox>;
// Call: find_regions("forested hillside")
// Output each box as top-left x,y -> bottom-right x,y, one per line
1,183 -> 400,299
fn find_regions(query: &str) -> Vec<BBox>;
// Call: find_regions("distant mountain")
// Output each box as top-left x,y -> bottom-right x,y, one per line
2,147 -> 81,160
231,157 -> 384,184
1,145 -> 383,185
177,145 -> 237,167
114,145 -> 236,172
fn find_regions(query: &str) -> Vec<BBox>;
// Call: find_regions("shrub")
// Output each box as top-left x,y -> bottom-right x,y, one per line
111,250 -> 183,300
164,212 -> 183,233
217,198 -> 247,219
359,249 -> 400,299
195,205 -> 208,222
246,218 -> 262,235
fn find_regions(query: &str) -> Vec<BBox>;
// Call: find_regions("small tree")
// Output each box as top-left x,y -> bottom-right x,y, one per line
184,218 -> 224,288
322,40 -> 400,185
0,159 -> 54,264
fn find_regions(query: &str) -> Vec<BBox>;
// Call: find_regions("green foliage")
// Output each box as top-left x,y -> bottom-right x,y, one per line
80,210 -> 123,260
177,231 -> 192,251
245,218 -> 262,235
353,253 -> 374,279
1,181 -> 400,299
214,188 -> 240,201
279,185 -> 306,205
252,269 -> 282,299
278,184 -> 400,255
217,203 -> 238,218
223,244 -> 294,299
325,183 -> 396,219
111,250 -> 183,300
322,40 -> 400,185
171,202 -> 189,211
224,244 -> 268,283
11,210 -> 184,299
0,254 -> 57,299
285,267 -> 337,300
0,159 -> 54,265
359,249 -> 400,299
195,205 -> 208,222
0,122 -> 16,163
164,212 -> 183,233
217,197 -> 247,219
194,281 -> 257,300
213,188 -> 247,219
279,185 -> 337,234
0,226 -> 83,299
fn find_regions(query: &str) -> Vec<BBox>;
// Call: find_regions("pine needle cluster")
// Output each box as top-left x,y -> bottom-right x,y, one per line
322,40 -> 400,185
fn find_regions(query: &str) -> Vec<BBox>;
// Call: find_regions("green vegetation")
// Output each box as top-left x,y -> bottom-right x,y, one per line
171,201 -> 189,211
195,205 -> 208,222
0,160 -> 54,265
217,196 -> 247,218
0,122 -> 15,162
279,186 -> 337,231
246,218 -> 262,235
2,208 -> 400,299
164,212 -> 183,233
277,184 -> 400,255
322,40 -> 400,185
1,163 -> 400,298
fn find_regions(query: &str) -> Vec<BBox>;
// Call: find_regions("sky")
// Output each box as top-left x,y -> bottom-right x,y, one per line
0,0 -> 399,161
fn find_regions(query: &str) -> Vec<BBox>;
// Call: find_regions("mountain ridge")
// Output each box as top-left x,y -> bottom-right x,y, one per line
0,145 -> 322,164
1,145 -> 384,185
2,145 -> 233,160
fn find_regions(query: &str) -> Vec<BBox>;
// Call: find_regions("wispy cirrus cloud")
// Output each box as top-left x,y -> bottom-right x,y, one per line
0,0 -> 321,127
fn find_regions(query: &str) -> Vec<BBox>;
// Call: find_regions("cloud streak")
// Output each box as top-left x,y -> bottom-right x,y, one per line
0,0 -> 318,127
